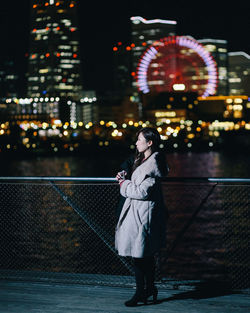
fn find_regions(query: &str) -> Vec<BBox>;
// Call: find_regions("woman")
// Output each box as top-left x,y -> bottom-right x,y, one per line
115,127 -> 169,307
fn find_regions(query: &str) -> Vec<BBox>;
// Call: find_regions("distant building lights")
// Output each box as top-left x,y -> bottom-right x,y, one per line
113,47 -> 118,51
45,2 -> 49,6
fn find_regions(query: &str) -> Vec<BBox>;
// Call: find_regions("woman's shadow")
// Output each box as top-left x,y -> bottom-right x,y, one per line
151,281 -> 240,305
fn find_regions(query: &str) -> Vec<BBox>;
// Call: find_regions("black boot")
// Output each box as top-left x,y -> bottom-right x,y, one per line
124,290 -> 147,307
145,256 -> 158,303
125,258 -> 147,307
146,285 -> 158,303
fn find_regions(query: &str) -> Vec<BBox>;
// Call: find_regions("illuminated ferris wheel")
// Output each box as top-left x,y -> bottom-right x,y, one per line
136,36 -> 218,97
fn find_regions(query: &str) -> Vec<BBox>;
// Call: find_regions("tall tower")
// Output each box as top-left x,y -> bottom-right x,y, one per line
27,0 -> 83,101
198,39 -> 228,96
228,51 -> 250,96
130,16 -> 176,91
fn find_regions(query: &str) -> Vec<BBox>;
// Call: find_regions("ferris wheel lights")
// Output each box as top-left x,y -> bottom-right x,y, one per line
136,36 -> 218,96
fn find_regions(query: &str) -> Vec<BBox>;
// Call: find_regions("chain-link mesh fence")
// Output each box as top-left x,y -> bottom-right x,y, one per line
0,178 -> 249,290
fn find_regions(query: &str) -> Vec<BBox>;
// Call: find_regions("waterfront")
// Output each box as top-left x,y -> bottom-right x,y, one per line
0,150 -> 249,178
0,150 -> 249,289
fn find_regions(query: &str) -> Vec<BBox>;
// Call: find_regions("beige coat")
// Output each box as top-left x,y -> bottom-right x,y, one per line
115,152 -> 168,258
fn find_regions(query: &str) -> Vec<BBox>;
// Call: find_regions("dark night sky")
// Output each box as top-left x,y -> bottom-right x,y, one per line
1,0 -> 250,93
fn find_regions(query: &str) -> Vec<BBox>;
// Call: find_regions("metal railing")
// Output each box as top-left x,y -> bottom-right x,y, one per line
0,177 -> 249,290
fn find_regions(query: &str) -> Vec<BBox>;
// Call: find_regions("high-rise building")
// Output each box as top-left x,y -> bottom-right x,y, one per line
228,51 -> 250,96
0,58 -> 20,99
130,16 -> 176,90
131,16 -> 176,68
27,0 -> 83,101
198,39 -> 228,96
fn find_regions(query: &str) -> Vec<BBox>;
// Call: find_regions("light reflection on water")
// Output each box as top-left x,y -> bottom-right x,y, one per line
1,151 -> 249,177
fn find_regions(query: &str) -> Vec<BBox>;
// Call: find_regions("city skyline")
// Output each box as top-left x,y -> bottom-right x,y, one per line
1,0 -> 250,92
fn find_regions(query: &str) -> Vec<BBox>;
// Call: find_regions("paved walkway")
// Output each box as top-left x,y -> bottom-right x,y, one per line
0,280 -> 249,313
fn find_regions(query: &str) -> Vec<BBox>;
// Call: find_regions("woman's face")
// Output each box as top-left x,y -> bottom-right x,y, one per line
136,132 -> 151,153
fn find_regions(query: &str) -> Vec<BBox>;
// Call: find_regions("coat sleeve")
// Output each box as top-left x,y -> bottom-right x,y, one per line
120,176 -> 155,200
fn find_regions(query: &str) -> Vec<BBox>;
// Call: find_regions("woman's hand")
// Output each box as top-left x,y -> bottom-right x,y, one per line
116,170 -> 127,185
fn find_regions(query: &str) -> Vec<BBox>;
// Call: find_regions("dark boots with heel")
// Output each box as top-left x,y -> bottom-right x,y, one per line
145,256 -> 158,303
125,258 -> 147,306
124,256 -> 158,306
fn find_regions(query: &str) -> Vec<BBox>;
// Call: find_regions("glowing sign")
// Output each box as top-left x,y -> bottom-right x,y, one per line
131,16 -> 177,25
173,83 -> 185,91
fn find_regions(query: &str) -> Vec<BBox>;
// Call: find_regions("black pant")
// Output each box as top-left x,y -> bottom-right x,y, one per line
133,256 -> 155,292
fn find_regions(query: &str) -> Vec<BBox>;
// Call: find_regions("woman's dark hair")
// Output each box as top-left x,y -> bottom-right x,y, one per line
132,127 -> 161,172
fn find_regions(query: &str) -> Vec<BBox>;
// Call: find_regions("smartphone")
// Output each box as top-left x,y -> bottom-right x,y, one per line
120,170 -> 126,180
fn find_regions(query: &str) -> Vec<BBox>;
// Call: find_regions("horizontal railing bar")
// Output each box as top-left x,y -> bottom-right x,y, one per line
0,176 -> 249,183
0,176 -> 116,182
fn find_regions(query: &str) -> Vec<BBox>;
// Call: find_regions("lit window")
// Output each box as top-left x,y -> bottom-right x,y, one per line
58,45 -> 71,50
39,69 -> 49,73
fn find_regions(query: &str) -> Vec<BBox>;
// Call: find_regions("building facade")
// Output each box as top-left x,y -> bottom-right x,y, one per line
131,16 -> 176,72
228,52 -> 250,96
27,0 -> 83,102
0,58 -> 20,99
198,39 -> 228,96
